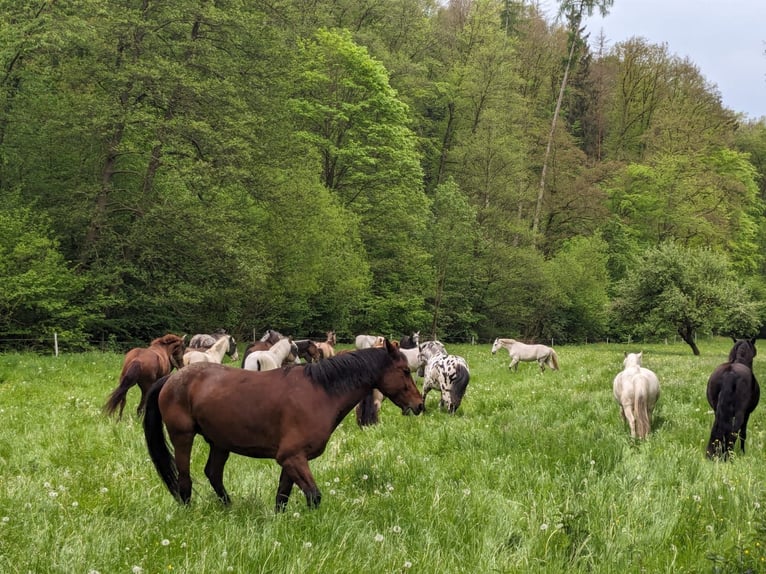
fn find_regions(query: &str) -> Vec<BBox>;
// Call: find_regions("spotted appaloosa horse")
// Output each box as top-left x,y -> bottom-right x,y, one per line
422,354 -> 470,414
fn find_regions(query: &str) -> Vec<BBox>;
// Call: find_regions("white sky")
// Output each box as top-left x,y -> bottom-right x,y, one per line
540,0 -> 766,120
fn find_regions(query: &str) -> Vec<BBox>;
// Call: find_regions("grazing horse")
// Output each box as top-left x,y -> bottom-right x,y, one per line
188,329 -> 228,350
355,334 -> 385,350
295,339 -> 322,363
491,338 -> 559,372
612,352 -> 660,439
316,331 -> 337,359
143,340 -> 424,511
399,331 -> 420,349
422,354 -> 471,414
104,334 -> 185,419
243,338 -> 299,371
706,338 -> 760,460
183,334 -> 238,366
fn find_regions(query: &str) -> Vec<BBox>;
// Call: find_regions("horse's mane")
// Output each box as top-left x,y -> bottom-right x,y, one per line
151,334 -> 183,347
303,348 -> 391,395
729,339 -> 756,367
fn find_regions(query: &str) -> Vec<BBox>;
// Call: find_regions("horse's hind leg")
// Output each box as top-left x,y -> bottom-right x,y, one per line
204,445 -> 231,504
167,430 -> 195,503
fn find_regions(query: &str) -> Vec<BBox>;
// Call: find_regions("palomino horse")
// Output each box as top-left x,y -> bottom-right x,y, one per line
422,354 -> 470,414
243,337 -> 299,371
355,334 -> 385,350
316,331 -> 336,359
143,340 -> 424,511
183,334 -> 238,366
104,334 -> 185,418
188,329 -> 228,350
399,331 -> 420,349
491,338 -> 559,372
612,352 -> 660,439
706,338 -> 760,460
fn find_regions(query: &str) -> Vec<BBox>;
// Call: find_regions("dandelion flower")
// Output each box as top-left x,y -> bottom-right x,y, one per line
362,474 -> 369,481
49,491 -> 58,498
161,539 -> 170,546
375,533 -> 385,542
392,525 -> 402,534
403,561 -> 413,569
693,495 -> 701,503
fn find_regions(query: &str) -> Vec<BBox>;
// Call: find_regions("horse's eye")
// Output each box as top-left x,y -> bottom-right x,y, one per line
404,369 -> 411,377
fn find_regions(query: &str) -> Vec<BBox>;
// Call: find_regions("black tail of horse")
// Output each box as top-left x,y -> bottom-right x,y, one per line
448,365 -> 471,414
706,371 -> 740,460
143,375 -> 180,499
104,361 -> 141,418
356,391 -> 380,427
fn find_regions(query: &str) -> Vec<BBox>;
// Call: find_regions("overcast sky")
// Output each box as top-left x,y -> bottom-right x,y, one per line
540,0 -> 766,120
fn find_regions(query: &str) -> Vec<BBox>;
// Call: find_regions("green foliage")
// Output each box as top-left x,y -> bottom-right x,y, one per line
611,242 -> 762,352
0,199 -> 90,345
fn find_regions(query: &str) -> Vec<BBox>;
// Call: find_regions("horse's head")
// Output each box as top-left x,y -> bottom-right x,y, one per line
412,331 -> 420,345
226,335 -> 239,362
729,338 -> 756,367
327,331 -> 337,346
378,339 -> 424,416
288,339 -> 300,363
307,341 -> 321,363
491,338 -> 500,354
622,352 -> 643,369
156,334 -> 186,370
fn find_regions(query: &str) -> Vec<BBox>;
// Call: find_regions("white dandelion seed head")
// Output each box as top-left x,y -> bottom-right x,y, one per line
227,567 -> 233,572
88,570 -> 101,574
706,524 -> 714,533
43,481 -> 51,489
590,460 -> 595,466
132,566 -> 143,574
161,539 -> 170,546
334,477 -> 340,483
403,561 -> 413,569
181,542 -> 187,548
374,533 -> 384,542
462,488 -> 471,496
540,523 -> 549,531
387,484 -> 394,492
48,491 -> 58,498
221,551 -> 227,558
362,474 -> 369,480
303,541 -> 313,548
693,495 -> 701,503
392,525 -> 402,533
329,489 -> 336,495
755,502 -> 761,509
293,512 -> 301,518
71,501 -> 79,508
274,541 -> 281,547
99,487 -> 109,494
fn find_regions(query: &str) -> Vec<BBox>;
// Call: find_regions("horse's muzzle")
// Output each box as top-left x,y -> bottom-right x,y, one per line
403,403 -> 424,416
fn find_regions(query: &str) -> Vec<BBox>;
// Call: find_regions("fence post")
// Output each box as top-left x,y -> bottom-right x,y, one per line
54,332 -> 59,357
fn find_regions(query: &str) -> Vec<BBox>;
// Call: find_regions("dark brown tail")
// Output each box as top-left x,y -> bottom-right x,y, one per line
356,391 -> 380,427
143,375 -> 180,499
104,361 -> 141,418
448,365 -> 471,413
707,371 -> 738,460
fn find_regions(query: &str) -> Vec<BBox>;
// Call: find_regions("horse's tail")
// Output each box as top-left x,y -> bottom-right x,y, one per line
707,371 -> 739,460
633,389 -> 651,439
104,360 -> 142,418
448,365 -> 471,413
356,391 -> 380,427
143,375 -> 180,499
547,349 -> 559,371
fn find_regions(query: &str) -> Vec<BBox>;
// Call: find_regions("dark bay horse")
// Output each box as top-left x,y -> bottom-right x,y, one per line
295,339 -> 321,363
104,334 -> 185,419
706,338 -> 760,460
240,329 -> 284,367
143,339 -> 424,512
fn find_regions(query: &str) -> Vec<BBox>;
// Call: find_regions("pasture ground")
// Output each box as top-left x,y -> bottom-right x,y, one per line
1,338 -> 765,573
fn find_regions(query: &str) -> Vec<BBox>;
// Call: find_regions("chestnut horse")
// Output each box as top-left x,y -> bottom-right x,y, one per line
706,338 -> 760,460
104,334 -> 185,419
143,339 -> 423,512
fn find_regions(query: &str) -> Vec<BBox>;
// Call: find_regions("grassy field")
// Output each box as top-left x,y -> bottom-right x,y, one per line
1,338 -> 765,573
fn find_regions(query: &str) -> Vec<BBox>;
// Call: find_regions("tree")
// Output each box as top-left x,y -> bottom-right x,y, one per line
611,242 -> 762,355
533,0 -> 614,243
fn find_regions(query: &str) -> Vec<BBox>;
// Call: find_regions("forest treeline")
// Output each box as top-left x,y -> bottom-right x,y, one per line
2,0 -> 766,350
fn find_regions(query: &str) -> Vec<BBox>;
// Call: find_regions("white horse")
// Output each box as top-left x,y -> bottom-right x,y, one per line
422,354 -> 470,413
491,338 -> 559,372
183,334 -> 238,366
613,352 -> 660,439
243,338 -> 299,371
355,334 -> 385,350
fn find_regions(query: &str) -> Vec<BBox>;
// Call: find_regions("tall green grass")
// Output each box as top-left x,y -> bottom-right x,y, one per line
1,339 -> 765,573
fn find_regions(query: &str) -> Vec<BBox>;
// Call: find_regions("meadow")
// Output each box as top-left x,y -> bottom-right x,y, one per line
1,338 -> 765,573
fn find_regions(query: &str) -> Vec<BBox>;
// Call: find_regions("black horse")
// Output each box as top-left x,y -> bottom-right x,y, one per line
706,338 -> 760,460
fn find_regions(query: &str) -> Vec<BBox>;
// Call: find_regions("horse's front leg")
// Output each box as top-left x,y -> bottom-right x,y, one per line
538,359 -> 546,372
277,455 -> 321,511
509,357 -> 520,371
